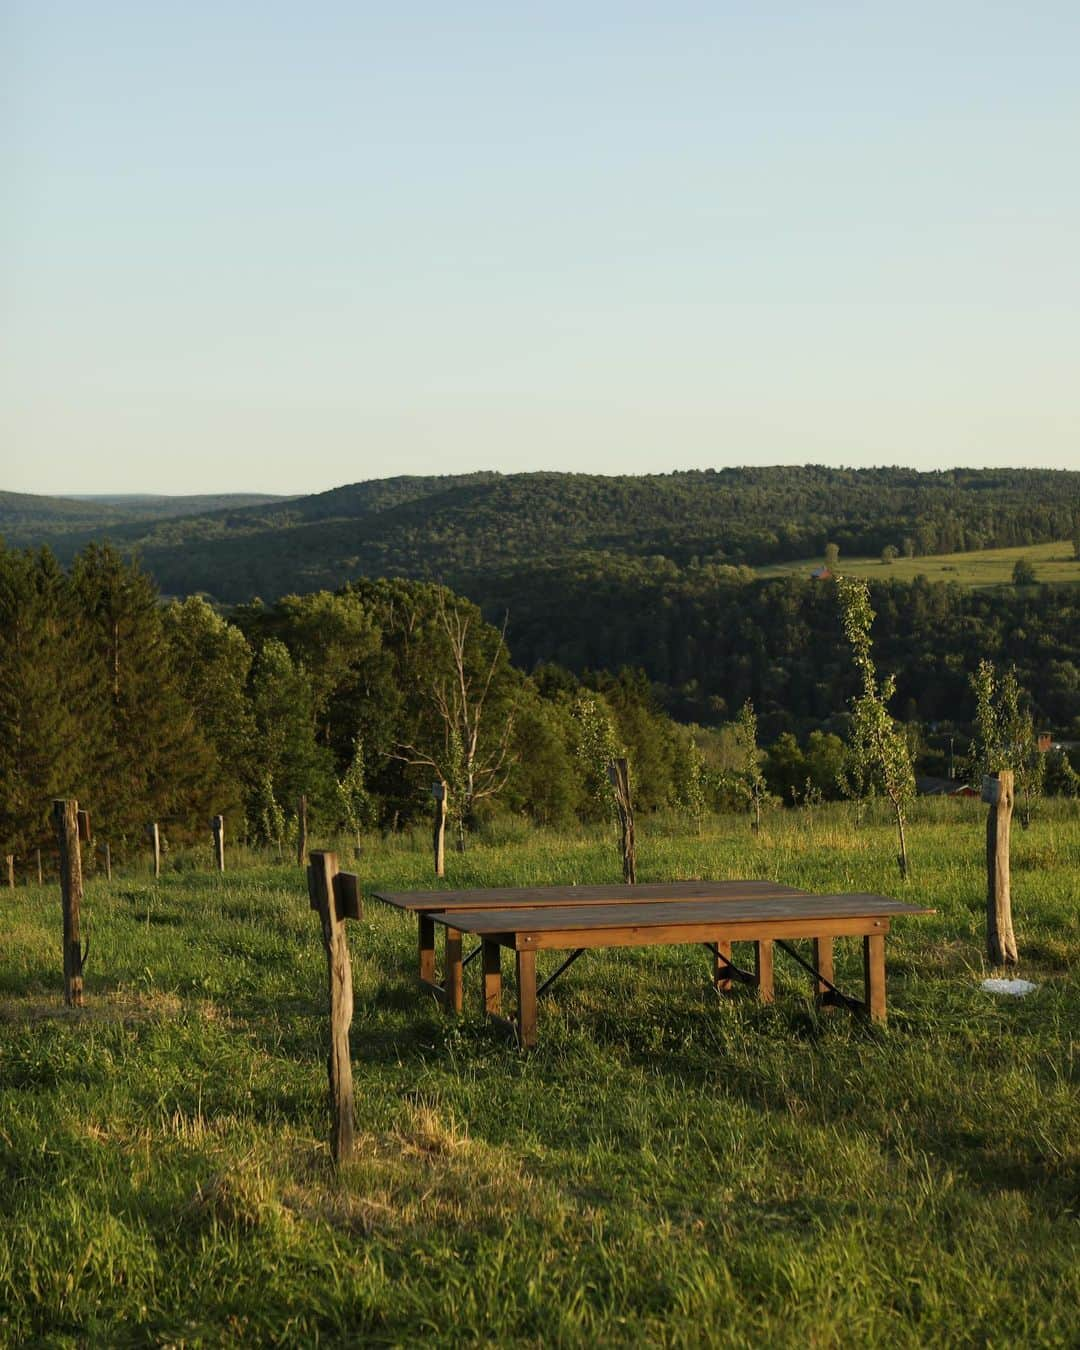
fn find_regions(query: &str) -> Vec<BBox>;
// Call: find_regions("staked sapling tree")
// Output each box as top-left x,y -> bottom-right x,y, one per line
734,700 -> 767,831
970,660 -> 1045,828
837,578 -> 916,879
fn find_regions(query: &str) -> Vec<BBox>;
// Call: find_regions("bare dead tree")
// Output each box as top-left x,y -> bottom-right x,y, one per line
392,590 -> 515,848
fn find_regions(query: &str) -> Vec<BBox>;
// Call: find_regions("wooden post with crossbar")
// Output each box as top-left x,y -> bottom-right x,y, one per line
307,850 -> 362,1165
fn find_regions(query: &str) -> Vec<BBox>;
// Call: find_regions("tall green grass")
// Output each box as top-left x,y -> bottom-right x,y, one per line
1,802 -> 1078,1346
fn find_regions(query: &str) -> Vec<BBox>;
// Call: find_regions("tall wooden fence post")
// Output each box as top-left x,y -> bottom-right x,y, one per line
102,843 -> 112,882
211,815 -> 225,873
5,855 -> 13,890
307,850 -> 361,1165
36,848 -> 43,886
147,822 -> 161,878
432,781 -> 447,878
53,799 -> 85,1007
296,796 -> 308,868
984,770 -> 1017,966
607,758 -> 637,885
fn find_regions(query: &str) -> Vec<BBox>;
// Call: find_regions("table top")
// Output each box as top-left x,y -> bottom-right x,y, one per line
429,893 -> 934,937
371,879 -> 810,913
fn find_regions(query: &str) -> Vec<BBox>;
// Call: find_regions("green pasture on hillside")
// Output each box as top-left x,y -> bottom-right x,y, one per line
1,802 -> 1079,1346
756,539 -> 1080,588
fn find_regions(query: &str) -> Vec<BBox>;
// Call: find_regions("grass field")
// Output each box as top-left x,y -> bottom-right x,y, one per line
2,802 -> 1079,1346
756,539 -> 1080,588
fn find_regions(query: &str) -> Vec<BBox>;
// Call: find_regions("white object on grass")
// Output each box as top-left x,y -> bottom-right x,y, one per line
980,978 -> 1037,997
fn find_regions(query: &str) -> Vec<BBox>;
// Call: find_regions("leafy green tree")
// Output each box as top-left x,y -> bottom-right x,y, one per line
571,692 -> 623,820
69,543 -> 223,842
838,577 -> 916,878
733,700 -> 768,830
881,544 -> 899,565
248,639 -> 336,830
336,734 -> 374,852
672,727 -> 707,829
824,542 -> 840,569
1012,557 -> 1036,586
162,596 -> 255,814
969,660 -> 1045,827
0,546 -> 95,855
505,688 -> 582,828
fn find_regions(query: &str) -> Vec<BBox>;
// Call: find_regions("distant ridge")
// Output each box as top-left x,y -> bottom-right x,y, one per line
3,466 -> 1079,604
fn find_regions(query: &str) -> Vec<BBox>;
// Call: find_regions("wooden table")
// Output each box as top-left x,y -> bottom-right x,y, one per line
372,880 -> 810,1012
372,881 -> 931,1046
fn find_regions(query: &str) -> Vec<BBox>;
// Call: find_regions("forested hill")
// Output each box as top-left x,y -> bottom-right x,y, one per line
0,489 -> 285,540
6,466 -> 1078,602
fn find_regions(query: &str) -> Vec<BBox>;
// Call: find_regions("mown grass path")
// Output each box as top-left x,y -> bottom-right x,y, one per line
1,803 -> 1078,1346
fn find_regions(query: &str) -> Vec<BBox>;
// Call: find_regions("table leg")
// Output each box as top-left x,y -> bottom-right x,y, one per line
418,914 -> 436,985
812,936 -> 834,1009
516,949 -> 537,1049
482,940 -> 502,1016
863,933 -> 886,1022
755,940 -> 774,1004
714,939 -> 733,993
444,927 -> 463,1014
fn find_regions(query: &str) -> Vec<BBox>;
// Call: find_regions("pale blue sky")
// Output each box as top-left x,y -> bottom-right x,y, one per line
4,2 -> 1078,494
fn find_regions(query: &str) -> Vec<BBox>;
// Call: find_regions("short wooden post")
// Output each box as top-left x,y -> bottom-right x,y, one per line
5,855 -> 13,890
418,914 -> 437,985
432,781 -> 447,879
606,758 -> 637,885
307,850 -> 357,1165
147,822 -> 161,878
984,771 -> 1017,966
296,796 -> 308,868
53,799 -> 85,1007
102,843 -> 112,882
211,815 -> 225,873
36,848 -> 43,886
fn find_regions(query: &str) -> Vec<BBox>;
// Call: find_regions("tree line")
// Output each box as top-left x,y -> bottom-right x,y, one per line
0,543 -> 708,861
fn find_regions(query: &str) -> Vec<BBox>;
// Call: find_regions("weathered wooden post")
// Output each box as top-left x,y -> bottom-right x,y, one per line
984,770 -> 1017,966
607,758 -> 637,885
5,855 -> 13,890
432,781 -> 447,879
147,822 -> 161,878
211,815 -> 225,873
102,843 -> 112,882
52,799 -> 85,1007
36,848 -> 43,886
296,795 -> 308,868
307,850 -> 361,1165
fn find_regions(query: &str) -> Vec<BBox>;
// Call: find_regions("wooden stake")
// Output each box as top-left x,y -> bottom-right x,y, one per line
5,855 -> 13,890
984,771 -> 1018,966
53,799 -> 85,1007
211,815 -> 225,873
606,758 -> 637,885
103,842 -> 112,882
36,848 -> 43,886
432,781 -> 447,879
307,850 -> 355,1165
147,822 -> 161,878
296,795 -> 308,868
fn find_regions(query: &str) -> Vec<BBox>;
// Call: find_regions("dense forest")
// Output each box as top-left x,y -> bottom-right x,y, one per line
0,543 -> 709,860
5,467 -> 1080,601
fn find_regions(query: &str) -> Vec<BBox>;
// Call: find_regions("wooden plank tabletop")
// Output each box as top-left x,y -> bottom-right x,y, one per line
371,879 -> 810,913
430,894 -> 933,936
